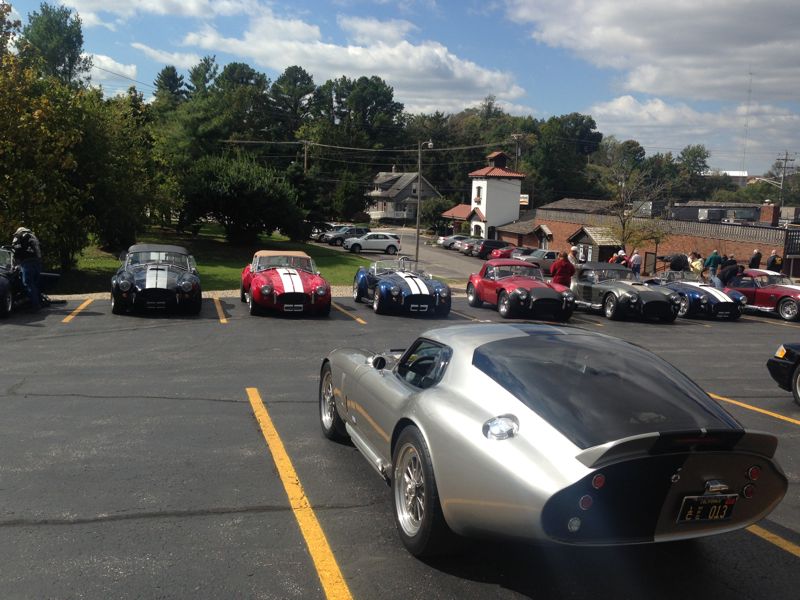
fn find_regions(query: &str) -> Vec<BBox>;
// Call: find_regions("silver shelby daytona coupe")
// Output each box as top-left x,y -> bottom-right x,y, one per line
319,323 -> 787,556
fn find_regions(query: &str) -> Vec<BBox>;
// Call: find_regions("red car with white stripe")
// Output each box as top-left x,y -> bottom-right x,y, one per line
241,250 -> 331,316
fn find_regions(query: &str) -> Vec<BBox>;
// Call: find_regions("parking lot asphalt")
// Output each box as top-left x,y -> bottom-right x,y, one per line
1,292 -> 799,599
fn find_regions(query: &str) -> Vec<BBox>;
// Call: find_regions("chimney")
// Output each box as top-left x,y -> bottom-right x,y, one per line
487,151 -> 508,168
760,201 -> 779,227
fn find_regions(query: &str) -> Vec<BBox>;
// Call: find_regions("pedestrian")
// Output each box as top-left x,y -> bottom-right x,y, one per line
720,254 -> 737,270
550,251 -> 576,286
689,252 -> 704,276
11,226 -> 42,310
614,249 -> 629,266
568,245 -> 579,266
749,249 -> 762,269
766,250 -> 783,272
669,252 -> 690,272
704,249 -> 722,276
718,264 -> 744,288
629,249 -> 642,280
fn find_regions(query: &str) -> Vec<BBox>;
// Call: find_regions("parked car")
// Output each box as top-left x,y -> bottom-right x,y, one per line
489,244 -> 517,259
0,246 -> 59,317
522,249 -> 559,274
451,237 -> 480,253
509,246 -> 537,260
473,239 -> 513,260
571,262 -> 681,322
726,269 -> 800,321
111,244 -> 202,315
240,250 -> 331,316
319,322 -> 788,557
466,259 -> 575,320
320,226 -> 370,246
343,232 -> 401,255
308,222 -> 335,240
437,234 -> 469,249
352,256 -> 450,316
645,270 -> 747,319
767,344 -> 800,406
460,239 -> 481,256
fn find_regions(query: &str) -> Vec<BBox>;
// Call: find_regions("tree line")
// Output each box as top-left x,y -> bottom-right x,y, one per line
1,2 -> 796,269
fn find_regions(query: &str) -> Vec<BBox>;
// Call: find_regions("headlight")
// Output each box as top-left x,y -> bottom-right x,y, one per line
438,287 -> 449,297
483,415 -> 519,440
700,295 -> 708,304
118,279 -> 132,292
515,288 -> 528,300
739,296 -> 747,305
775,345 -> 787,359
562,292 -> 575,301
315,285 -> 328,296
669,293 -> 681,304
390,285 -> 401,296
261,284 -> 273,296
180,280 -> 193,293
626,293 -> 639,303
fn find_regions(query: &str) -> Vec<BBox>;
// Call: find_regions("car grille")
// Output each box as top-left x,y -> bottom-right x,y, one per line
642,301 -> 670,318
712,301 -> 737,316
404,294 -> 434,312
530,298 -> 561,314
138,289 -> 174,307
277,292 -> 309,312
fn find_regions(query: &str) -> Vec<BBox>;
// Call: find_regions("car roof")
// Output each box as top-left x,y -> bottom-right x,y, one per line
484,259 -> 539,267
578,261 -> 629,270
128,243 -> 189,254
253,250 -> 312,258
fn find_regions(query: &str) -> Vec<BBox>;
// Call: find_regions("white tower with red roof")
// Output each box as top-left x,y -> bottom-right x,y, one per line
467,151 -> 525,238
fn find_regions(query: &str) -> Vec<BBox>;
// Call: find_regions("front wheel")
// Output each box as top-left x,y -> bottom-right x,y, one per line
240,284 -> 247,303
386,245 -> 397,255
248,293 -> 261,316
677,295 -> 691,317
350,244 -> 361,253
0,289 -> 12,317
792,364 -> 800,407
778,298 -> 799,321
373,288 -> 386,314
188,297 -> 202,315
498,291 -> 514,319
111,293 -> 124,315
554,309 -> 573,322
352,279 -> 362,303
392,426 -> 451,557
334,238 -> 344,247
466,283 -> 482,307
319,363 -> 348,441
604,294 -> 620,320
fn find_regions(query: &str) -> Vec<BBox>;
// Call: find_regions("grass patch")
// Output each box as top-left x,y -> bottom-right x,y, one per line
57,225 -> 374,294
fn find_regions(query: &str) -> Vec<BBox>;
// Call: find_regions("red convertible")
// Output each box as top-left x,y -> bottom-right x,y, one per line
466,259 -> 576,320
240,250 -> 331,316
727,269 -> 800,321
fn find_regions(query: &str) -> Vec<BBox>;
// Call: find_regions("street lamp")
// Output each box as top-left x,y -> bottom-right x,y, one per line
415,139 -> 434,264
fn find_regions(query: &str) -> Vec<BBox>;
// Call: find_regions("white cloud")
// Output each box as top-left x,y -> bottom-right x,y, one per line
87,53 -> 139,95
337,15 -> 418,45
131,42 -> 201,69
61,0 -> 258,25
505,0 -> 800,102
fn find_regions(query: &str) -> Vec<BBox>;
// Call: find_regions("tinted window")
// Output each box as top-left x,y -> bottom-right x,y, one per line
472,333 -> 738,449
396,339 -> 451,389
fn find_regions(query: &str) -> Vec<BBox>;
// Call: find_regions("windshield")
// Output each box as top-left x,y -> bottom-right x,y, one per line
598,268 -> 634,282
472,333 -> 739,449
0,248 -> 12,270
255,255 -> 315,273
762,274 -> 793,286
531,249 -> 548,258
128,251 -> 189,269
665,271 -> 701,282
492,264 -> 544,280
373,257 -> 423,276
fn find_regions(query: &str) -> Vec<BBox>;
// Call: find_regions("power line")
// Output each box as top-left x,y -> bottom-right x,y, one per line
90,64 -> 156,90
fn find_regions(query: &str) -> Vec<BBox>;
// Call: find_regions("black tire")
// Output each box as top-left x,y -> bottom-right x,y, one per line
659,310 -> 678,323
248,293 -> 261,316
677,295 -> 691,317
240,284 -> 247,303
352,278 -> 362,303
188,297 -> 202,315
110,293 -> 124,315
436,303 -> 451,317
498,291 -> 514,319
350,244 -> 361,254
334,238 -> 344,246
373,288 -> 386,315
319,362 -> 348,441
603,294 -> 620,320
554,309 -> 573,322
778,298 -> 799,321
792,364 -> 800,407
728,309 -> 742,321
0,289 -> 12,317
318,301 -> 331,317
392,426 -> 451,557
386,245 -> 397,255
466,283 -> 482,307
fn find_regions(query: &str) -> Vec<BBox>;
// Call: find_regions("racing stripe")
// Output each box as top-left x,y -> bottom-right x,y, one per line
397,272 -> 428,295
145,266 -> 169,289
778,285 -> 800,294
277,268 -> 304,293
681,282 -> 732,302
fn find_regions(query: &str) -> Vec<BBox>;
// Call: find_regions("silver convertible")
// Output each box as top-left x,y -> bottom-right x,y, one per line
319,323 -> 787,557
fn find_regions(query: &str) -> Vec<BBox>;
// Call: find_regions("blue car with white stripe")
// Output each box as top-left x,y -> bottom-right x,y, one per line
646,271 -> 746,320
352,257 -> 451,316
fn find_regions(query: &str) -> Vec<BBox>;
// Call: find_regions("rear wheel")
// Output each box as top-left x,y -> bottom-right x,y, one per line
604,294 -> 620,320
350,244 -> 361,253
386,245 -> 398,255
498,291 -> 514,318
792,364 -> 800,407
319,363 -> 348,441
466,283 -> 482,307
778,298 -> 798,321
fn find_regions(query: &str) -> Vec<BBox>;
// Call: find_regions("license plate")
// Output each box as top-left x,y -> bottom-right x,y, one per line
283,304 -> 304,312
677,494 -> 737,523
717,312 -> 729,317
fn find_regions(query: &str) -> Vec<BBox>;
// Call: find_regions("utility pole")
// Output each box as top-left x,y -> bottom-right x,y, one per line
776,151 -> 795,208
415,140 -> 434,265
303,140 -> 308,174
511,133 -> 522,171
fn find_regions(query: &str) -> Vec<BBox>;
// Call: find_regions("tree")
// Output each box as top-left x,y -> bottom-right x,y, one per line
1,1 -> 21,55
332,171 -> 367,219
153,65 -> 186,109
16,2 -> 92,86
271,65 -> 315,140
186,55 -> 218,97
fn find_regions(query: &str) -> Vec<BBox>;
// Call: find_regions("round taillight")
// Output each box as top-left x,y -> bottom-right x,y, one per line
742,484 -> 755,499
567,517 -> 581,533
747,466 -> 761,481
579,495 -> 593,510
591,473 -> 606,490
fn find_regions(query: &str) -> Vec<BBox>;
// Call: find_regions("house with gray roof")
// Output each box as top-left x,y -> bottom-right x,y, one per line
366,167 -> 441,221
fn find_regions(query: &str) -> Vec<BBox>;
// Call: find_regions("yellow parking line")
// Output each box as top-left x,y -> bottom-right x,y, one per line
332,301 -> 366,325
212,298 -> 228,324
709,392 -> 800,427
246,388 -> 352,600
450,308 -> 479,321
747,525 -> 800,559
741,316 -> 800,329
62,299 -> 93,324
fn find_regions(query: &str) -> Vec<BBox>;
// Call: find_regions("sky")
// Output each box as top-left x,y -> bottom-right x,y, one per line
8,0 -> 800,177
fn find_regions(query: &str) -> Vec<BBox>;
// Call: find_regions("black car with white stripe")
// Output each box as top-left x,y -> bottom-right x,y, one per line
111,244 -> 202,315
352,257 -> 450,316
645,270 -> 746,320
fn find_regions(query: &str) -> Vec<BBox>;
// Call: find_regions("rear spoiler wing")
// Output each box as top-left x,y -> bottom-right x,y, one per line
577,429 -> 778,469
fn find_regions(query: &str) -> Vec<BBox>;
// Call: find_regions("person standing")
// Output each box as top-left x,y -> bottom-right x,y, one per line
720,254 -> 737,270
568,245 -> 579,266
766,250 -> 783,272
629,249 -> 642,280
550,251 -> 576,286
11,226 -> 42,310
689,252 -> 704,276
749,249 -> 762,269
704,249 -> 722,276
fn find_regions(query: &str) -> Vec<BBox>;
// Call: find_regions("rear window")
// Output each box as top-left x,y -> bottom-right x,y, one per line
472,333 -> 738,449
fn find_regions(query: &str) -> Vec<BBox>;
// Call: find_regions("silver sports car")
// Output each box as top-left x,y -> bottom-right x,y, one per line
319,323 -> 787,557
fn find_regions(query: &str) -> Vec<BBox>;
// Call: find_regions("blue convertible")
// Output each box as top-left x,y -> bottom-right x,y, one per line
352,257 -> 451,316
646,270 -> 746,320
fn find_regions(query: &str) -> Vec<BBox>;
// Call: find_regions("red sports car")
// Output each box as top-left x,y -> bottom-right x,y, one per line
466,258 -> 576,320
240,250 -> 331,316
489,244 -> 517,259
727,268 -> 800,321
